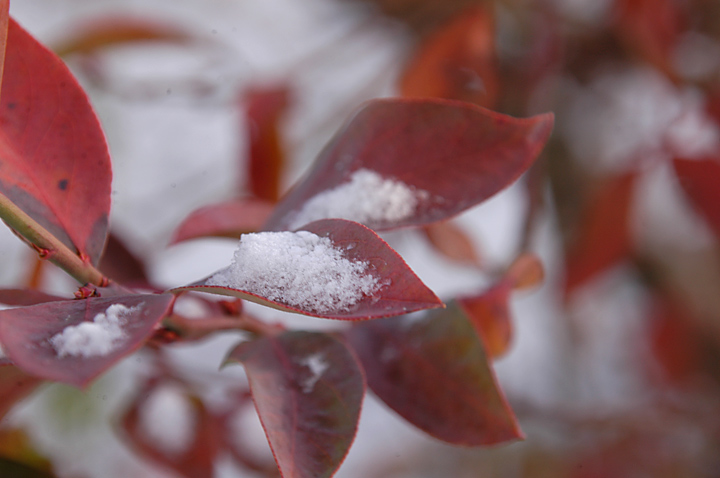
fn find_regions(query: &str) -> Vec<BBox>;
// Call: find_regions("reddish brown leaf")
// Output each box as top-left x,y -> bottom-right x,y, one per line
53,16 -> 195,57
400,5 -> 498,108
422,220 -> 482,266
0,19 -> 112,264
0,289 -> 64,306
346,301 -> 522,446
173,219 -> 443,320
98,232 -> 149,286
673,157 -> 720,240
120,380 -> 221,478
506,252 -> 544,290
225,331 -> 365,478
265,98 -> 553,232
0,294 -> 174,387
170,198 -> 275,245
458,281 -> 514,358
244,87 -> 291,202
564,172 -> 637,295
0,366 -> 42,421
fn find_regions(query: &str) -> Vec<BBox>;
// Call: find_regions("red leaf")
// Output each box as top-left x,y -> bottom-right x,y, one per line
0,366 -> 42,421
120,380 -> 221,478
673,157 -> 720,240
400,5 -> 498,108
0,294 -> 174,387
345,301 -> 522,446
422,220 -> 482,266
225,331 -> 365,478
564,172 -> 637,295
0,18 -> 112,264
0,1 -> 8,98
265,98 -> 553,232
506,252 -> 544,291
170,198 -> 275,245
98,232 -> 149,286
244,86 -> 291,202
172,219 -> 443,320
0,288 -> 64,306
458,281 -> 514,358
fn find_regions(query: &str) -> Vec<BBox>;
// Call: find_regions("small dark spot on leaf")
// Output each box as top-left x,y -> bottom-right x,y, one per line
6,103 -> 16,110
58,179 -> 69,191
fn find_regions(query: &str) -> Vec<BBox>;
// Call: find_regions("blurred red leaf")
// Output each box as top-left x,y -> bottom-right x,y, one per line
98,232 -> 149,286
0,19 -> 112,264
0,294 -> 174,387
0,366 -> 42,421
244,86 -> 290,202
53,16 -> 195,57
673,157 -> 720,240
0,1 -> 8,98
225,331 -> 365,478
346,301 -> 522,446
458,281 -> 514,358
506,252 -> 544,290
120,380 -> 221,478
170,198 -> 275,245
564,172 -> 637,295
422,220 -> 482,266
0,289 -> 64,306
265,98 -> 554,232
173,219 -> 443,320
400,5 -> 498,108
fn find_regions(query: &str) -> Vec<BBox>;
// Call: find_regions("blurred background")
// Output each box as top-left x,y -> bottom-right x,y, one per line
2,0 -> 720,476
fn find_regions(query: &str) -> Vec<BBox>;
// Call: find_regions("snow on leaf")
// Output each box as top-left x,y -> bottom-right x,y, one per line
265,98 -> 553,232
172,219 -> 443,320
225,331 -> 365,478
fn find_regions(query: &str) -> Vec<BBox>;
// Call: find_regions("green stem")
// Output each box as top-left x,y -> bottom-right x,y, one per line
0,192 -> 107,286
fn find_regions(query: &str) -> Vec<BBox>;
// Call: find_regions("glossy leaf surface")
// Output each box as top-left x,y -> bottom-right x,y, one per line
0,19 -> 112,264
673,157 -> 720,240
173,219 -> 443,320
346,301 -> 521,445
265,98 -> 553,231
226,331 -> 364,478
0,294 -> 174,387
170,198 -> 275,245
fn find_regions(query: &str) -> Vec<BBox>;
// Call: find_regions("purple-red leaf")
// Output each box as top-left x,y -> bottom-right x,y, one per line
265,98 -> 553,232
225,331 -> 365,478
673,157 -> 720,240
0,18 -> 112,264
172,219 -> 443,320
0,288 -> 64,306
0,294 -> 174,388
170,198 -> 275,245
346,301 -> 522,446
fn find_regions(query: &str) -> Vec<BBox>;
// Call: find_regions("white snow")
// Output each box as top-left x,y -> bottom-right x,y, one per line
138,383 -> 197,457
207,230 -> 381,313
287,168 -> 427,229
50,304 -> 140,358
299,353 -> 329,393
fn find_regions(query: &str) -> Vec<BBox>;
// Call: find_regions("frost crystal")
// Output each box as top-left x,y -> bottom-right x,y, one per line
208,231 -> 380,313
50,304 -> 139,358
288,168 -> 426,229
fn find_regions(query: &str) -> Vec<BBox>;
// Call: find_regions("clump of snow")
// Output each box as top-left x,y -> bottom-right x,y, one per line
207,231 -> 381,313
50,304 -> 140,358
287,168 -> 427,229
138,383 -> 197,457
299,353 -> 329,393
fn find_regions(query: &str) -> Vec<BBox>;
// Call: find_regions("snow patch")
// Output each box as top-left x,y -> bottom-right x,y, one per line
50,304 -> 140,358
288,169 -> 427,229
299,353 -> 329,393
138,383 -> 197,457
208,231 -> 381,313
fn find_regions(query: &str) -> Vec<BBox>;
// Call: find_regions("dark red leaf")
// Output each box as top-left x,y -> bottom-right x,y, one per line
458,281 -> 514,358
0,18 -> 112,264
0,294 -> 174,387
564,172 -> 637,295
265,98 -> 553,232
400,5 -> 498,108
673,157 -> 720,240
346,301 -> 522,446
0,289 -> 64,306
0,366 -> 42,421
172,219 -> 443,320
120,380 -> 221,478
244,86 -> 291,202
225,331 -> 365,478
170,198 -> 275,245
98,232 -> 149,286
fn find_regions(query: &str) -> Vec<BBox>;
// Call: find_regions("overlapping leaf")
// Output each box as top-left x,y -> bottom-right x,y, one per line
225,331 -> 364,478
346,301 -> 521,446
0,294 -> 174,387
0,18 -> 112,264
458,281 -> 514,358
264,98 -> 554,231
673,157 -> 720,240
173,219 -> 443,320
